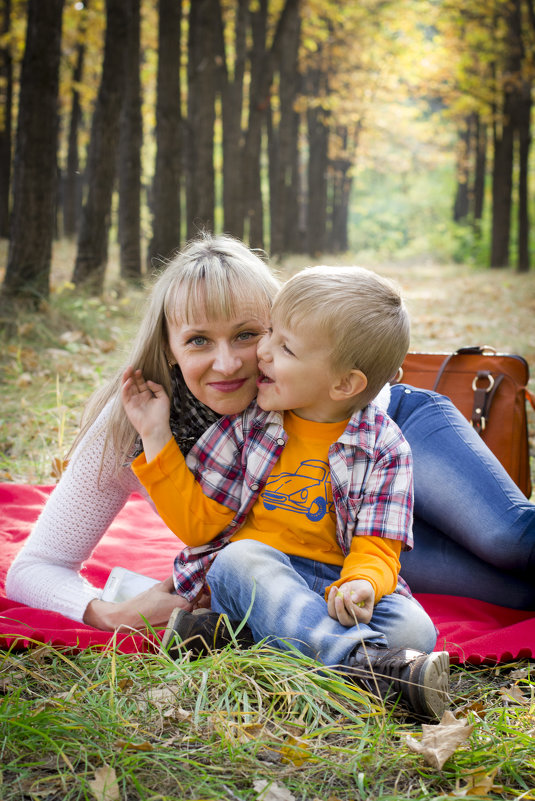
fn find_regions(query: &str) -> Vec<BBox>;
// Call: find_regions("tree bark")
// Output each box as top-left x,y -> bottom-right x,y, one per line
490,0 -> 522,269
0,0 -> 12,238
269,0 -> 300,256
473,114 -> 487,223
242,0 -> 301,250
186,0 -> 218,238
1,0 -> 64,307
216,0 -> 247,239
118,0 -> 142,281
72,0 -> 128,291
515,77 -> 531,272
63,6 -> 88,239
243,0 -> 267,249
453,115 -> 473,222
490,108 -> 514,267
306,69 -> 329,256
148,0 -> 182,266
329,126 -> 355,253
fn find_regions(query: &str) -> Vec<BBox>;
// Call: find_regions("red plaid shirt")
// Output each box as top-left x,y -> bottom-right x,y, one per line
173,401 -> 414,602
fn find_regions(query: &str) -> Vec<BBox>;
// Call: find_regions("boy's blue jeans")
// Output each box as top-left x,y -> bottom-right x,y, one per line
207,540 -> 438,667
389,385 -> 535,607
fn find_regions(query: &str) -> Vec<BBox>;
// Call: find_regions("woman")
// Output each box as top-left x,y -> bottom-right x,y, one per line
6,234 -> 280,631
6,234 -> 535,630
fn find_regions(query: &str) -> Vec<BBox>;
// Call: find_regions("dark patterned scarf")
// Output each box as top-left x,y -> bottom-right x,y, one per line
131,364 -> 220,459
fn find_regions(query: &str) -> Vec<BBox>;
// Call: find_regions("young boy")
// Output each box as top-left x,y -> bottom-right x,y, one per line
122,266 -> 449,719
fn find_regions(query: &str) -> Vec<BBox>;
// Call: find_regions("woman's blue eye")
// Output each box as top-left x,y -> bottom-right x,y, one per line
237,330 -> 261,341
189,336 -> 207,346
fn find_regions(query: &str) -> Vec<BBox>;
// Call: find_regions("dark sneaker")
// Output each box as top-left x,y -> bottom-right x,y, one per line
161,608 -> 255,657
347,644 -> 450,719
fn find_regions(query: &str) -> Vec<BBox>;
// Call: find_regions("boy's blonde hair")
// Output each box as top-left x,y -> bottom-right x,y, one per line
76,233 -> 280,474
271,265 -> 410,407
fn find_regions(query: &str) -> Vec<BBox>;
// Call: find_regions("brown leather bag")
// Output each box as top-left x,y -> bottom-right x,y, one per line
393,346 -> 535,497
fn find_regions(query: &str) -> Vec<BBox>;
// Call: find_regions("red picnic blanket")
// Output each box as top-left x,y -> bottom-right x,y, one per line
1,483 -> 534,664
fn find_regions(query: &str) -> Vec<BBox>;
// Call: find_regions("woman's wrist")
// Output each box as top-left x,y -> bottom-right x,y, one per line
142,426 -> 173,463
83,598 -> 123,631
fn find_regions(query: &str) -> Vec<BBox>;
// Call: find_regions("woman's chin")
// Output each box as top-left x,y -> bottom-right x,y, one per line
203,388 -> 258,416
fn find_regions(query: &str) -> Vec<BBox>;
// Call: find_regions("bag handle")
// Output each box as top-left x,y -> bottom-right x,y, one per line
432,345 -> 497,392
432,346 -> 503,436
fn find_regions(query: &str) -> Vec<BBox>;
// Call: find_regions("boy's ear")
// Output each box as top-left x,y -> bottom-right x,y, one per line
330,369 -> 367,401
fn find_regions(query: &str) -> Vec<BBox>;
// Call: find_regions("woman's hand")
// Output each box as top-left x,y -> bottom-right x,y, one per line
83,577 -> 194,632
121,367 -> 173,461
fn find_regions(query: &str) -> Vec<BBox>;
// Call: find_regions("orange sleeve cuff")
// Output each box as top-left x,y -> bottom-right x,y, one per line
324,537 -> 401,604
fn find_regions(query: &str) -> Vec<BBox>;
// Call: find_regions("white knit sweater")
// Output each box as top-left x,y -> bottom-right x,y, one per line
5,403 -> 150,623
5,385 -> 392,623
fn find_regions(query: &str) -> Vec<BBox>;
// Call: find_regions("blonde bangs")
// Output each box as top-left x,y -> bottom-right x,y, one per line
164,257 -> 274,327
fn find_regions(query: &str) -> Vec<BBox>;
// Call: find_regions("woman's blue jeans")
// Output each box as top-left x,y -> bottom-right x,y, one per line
389,384 -> 535,608
207,540 -> 438,666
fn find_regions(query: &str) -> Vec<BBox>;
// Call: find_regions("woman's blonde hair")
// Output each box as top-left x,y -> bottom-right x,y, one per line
272,265 -> 410,406
75,233 -> 280,474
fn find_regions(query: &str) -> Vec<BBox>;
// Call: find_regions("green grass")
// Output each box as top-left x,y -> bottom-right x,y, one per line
1,643 -> 535,800
1,238 -> 535,799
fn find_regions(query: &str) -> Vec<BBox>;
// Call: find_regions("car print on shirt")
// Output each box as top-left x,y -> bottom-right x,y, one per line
260,459 -> 335,522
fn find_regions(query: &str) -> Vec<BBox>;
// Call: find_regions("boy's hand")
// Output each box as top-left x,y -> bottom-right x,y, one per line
121,367 -> 173,461
327,580 -> 375,626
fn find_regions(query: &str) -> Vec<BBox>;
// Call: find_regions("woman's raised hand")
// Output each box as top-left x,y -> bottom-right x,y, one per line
121,367 -> 173,461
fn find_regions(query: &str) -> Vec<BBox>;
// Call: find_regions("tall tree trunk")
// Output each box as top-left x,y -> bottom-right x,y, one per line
243,0 -> 300,250
516,78 -> 531,272
473,114 -> 487,223
490,99 -> 514,267
186,0 -> 218,238
118,0 -> 142,281
329,126 -> 355,253
216,0 -> 247,239
0,0 -> 12,238
148,0 -> 182,266
243,0 -> 267,249
306,69 -> 329,256
490,0 -> 522,269
270,0 -> 300,256
1,0 -> 64,307
72,0 -> 128,291
453,115 -> 473,222
63,8 -> 88,239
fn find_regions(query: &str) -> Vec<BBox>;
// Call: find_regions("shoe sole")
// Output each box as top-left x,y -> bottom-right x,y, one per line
413,650 -> 450,719
160,607 -> 189,652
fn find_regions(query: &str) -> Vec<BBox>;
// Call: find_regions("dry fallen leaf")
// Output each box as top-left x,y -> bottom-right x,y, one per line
253,779 -> 297,801
406,709 -> 474,770
279,734 -> 312,766
498,684 -> 529,705
452,767 -> 500,797
115,739 -> 153,752
88,765 -> 120,801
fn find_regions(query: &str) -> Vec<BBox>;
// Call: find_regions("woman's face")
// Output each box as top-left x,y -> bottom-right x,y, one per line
167,307 -> 268,415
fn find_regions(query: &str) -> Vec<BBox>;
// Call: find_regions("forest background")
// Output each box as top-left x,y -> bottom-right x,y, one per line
0,0 -> 535,308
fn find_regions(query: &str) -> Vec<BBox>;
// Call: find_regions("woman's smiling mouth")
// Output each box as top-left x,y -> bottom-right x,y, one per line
208,378 -> 249,393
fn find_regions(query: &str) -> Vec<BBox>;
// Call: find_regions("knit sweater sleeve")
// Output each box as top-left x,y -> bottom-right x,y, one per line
5,403 -> 145,623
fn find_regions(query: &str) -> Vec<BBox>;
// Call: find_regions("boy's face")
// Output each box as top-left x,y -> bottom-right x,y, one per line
256,319 -> 348,422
